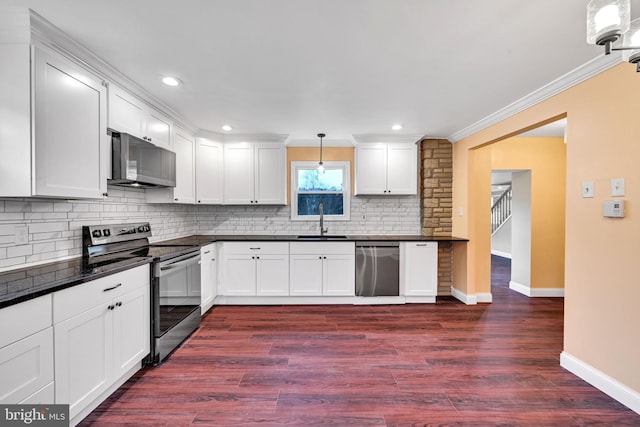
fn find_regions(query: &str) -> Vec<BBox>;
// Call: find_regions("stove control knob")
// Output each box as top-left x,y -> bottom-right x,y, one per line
92,230 -> 102,238
103,229 -> 111,237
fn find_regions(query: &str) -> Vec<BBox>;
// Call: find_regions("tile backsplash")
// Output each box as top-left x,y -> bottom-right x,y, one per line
0,186 -> 419,270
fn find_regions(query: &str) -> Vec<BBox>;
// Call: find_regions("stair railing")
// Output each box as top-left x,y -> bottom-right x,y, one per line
491,186 -> 512,234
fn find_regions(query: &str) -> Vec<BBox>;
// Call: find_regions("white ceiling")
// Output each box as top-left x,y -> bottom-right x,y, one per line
1,0 -> 636,143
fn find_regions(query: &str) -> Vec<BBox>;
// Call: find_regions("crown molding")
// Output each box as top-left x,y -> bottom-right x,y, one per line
352,134 -> 425,144
286,138 -> 355,147
447,53 -> 623,143
220,133 -> 289,144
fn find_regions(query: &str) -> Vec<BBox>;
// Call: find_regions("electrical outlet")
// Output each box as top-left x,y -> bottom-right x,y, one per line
361,204 -> 367,212
15,226 -> 28,245
361,214 -> 367,220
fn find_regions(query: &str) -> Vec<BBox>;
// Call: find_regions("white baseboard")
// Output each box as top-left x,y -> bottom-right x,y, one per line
490,250 -> 512,259
560,351 -> 640,415
509,281 -> 564,297
476,293 -> 493,303
450,286 -> 477,305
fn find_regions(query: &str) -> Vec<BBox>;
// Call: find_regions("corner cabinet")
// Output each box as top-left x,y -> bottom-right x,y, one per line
401,242 -> 438,302
53,265 -> 150,422
195,138 -> 223,205
289,242 -> 355,296
223,143 -> 286,205
219,242 -> 289,296
0,44 -> 108,198
355,143 -> 418,195
146,127 -> 196,204
107,83 -> 173,149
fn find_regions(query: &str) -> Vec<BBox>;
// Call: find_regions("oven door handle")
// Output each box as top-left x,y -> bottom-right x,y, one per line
158,253 -> 201,274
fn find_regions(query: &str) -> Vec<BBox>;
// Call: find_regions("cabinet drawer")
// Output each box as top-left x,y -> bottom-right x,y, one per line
0,295 -> 52,348
19,381 -> 54,404
53,265 -> 150,324
221,242 -> 288,255
0,327 -> 54,404
289,242 -> 355,255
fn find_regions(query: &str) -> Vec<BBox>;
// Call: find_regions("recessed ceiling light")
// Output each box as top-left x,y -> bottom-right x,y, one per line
392,124 -> 403,131
221,125 -> 232,132
162,76 -> 181,86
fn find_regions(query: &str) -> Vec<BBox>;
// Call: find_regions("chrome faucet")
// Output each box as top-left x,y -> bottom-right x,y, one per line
319,202 -> 328,236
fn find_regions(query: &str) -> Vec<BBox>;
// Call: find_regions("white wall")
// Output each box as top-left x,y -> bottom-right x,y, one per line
491,216 -> 511,258
510,171 -> 531,291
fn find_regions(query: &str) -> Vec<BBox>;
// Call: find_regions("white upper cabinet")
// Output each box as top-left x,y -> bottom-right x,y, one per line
0,45 -> 109,199
146,127 -> 195,204
195,138 -> 223,205
223,142 -> 286,205
354,139 -> 418,195
108,83 -> 172,149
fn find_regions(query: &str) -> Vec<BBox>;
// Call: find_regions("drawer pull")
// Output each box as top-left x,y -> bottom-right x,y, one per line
416,244 -> 428,247
249,247 -> 261,250
103,283 -> 122,292
204,250 -> 211,254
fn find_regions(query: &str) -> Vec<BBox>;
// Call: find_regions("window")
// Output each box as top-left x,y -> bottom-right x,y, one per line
291,161 -> 350,221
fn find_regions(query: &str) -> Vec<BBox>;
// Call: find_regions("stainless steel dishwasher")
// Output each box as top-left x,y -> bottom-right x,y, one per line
355,241 -> 400,296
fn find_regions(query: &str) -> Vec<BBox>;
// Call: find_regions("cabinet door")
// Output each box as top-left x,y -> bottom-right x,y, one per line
54,304 -> 112,419
387,144 -> 417,195
195,139 -> 223,204
323,254 -> 355,296
256,255 -> 289,296
223,144 -> 255,204
146,110 -> 172,149
255,144 -> 286,204
0,328 -> 54,404
112,285 -> 150,379
220,255 -> 256,295
107,84 -> 146,138
33,48 -> 108,198
289,255 -> 323,296
200,244 -> 217,314
355,145 -> 387,195
172,130 -> 195,204
403,242 -> 438,296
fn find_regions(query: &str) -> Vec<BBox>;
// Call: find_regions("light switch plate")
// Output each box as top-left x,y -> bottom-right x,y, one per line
611,178 -> 625,197
582,181 -> 594,198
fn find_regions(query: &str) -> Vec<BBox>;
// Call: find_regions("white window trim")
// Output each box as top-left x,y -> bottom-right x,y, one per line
291,161 -> 351,221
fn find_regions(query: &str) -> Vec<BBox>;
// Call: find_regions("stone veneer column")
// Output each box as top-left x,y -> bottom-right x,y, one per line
420,139 -> 453,296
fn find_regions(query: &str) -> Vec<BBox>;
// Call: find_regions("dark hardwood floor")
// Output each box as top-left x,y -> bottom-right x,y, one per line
81,255 -> 640,426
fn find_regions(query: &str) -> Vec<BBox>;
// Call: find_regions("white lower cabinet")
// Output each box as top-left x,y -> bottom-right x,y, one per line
0,295 -> 54,404
289,242 -> 355,296
219,243 -> 289,296
200,243 -> 218,314
53,265 -> 150,421
401,242 -> 438,300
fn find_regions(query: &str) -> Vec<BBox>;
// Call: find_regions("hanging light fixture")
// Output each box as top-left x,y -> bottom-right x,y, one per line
587,0 -> 640,71
317,133 -> 325,173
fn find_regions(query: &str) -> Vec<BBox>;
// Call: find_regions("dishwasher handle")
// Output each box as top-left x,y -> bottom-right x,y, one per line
355,241 -> 399,247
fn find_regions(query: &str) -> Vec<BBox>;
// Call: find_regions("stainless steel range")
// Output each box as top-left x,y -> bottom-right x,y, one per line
83,222 -> 201,365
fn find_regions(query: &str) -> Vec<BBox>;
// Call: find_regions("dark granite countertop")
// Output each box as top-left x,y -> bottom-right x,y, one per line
155,234 -> 469,245
0,234 -> 467,309
0,256 -> 152,309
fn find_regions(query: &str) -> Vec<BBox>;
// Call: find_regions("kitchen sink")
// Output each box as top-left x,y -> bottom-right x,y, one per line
296,235 -> 349,240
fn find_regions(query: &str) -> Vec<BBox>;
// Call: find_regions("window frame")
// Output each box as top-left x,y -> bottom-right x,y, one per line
290,161 -> 351,221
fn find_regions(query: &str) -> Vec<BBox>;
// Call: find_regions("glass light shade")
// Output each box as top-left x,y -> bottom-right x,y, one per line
587,0 -> 630,44
622,18 -> 640,61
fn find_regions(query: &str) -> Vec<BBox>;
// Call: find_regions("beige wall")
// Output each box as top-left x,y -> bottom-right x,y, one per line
286,147 -> 355,204
489,136 -> 566,290
452,62 -> 640,394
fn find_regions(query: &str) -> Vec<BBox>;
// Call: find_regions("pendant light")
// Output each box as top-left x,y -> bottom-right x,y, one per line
317,133 -> 325,172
